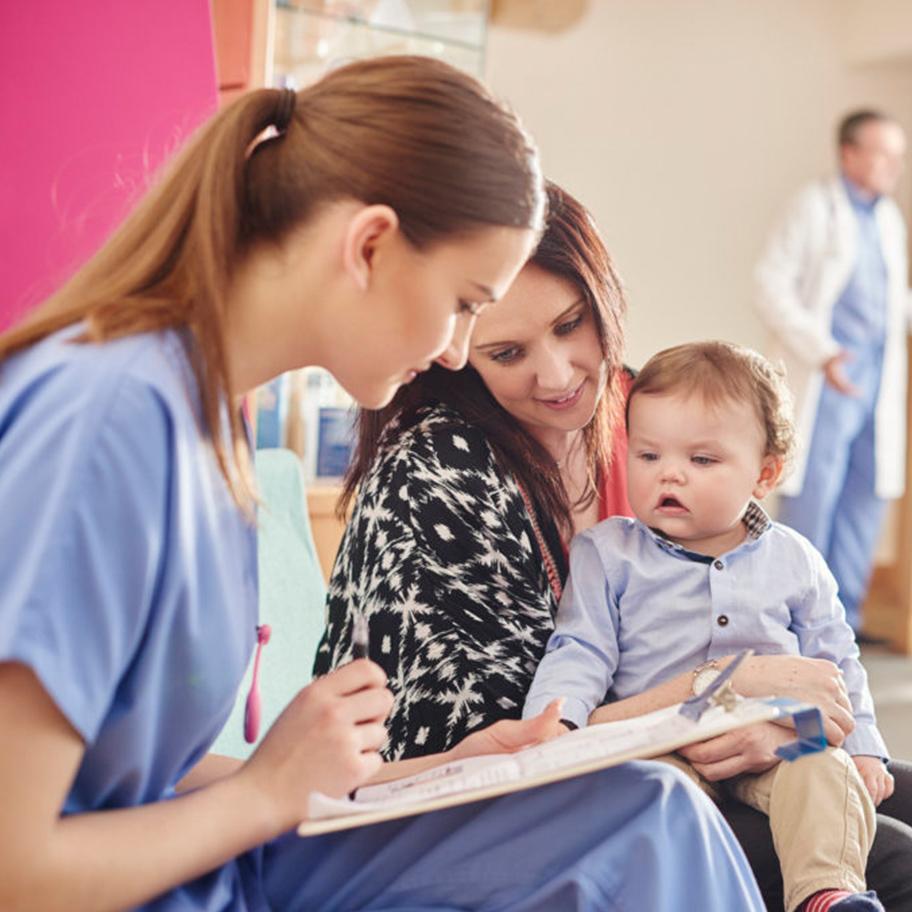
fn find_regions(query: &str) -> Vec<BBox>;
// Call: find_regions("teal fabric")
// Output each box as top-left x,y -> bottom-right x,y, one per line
211,448 -> 327,759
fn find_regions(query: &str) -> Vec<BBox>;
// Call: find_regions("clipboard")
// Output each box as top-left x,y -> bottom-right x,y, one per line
297,693 -> 824,837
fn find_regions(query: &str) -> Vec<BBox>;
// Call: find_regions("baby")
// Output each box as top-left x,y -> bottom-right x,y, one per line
524,341 -> 893,912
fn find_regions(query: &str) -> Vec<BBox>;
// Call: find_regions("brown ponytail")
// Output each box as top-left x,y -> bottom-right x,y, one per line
0,56 -> 544,511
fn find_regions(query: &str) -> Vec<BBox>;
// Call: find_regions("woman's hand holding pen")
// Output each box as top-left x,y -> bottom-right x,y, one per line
732,654 -> 855,746
239,660 -> 393,833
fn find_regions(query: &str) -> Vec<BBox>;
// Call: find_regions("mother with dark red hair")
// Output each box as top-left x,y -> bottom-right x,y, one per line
316,181 -> 912,911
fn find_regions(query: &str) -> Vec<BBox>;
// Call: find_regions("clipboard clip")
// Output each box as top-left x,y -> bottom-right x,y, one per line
768,701 -> 828,761
679,649 -> 753,721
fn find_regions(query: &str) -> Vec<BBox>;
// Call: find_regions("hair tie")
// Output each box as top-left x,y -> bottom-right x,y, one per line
274,88 -> 297,132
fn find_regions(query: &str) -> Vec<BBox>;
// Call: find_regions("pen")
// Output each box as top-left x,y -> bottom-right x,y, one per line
345,612 -> 372,803
352,612 -> 369,660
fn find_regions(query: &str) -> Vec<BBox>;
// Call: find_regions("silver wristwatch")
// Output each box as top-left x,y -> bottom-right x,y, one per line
691,659 -> 722,696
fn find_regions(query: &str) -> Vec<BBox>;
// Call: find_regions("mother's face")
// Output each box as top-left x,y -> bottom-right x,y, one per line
468,262 -> 607,449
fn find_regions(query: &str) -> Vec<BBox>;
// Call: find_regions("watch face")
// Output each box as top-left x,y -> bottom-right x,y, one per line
694,666 -> 721,696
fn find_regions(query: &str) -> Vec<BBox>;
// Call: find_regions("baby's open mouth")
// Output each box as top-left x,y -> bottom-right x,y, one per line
659,496 -> 684,509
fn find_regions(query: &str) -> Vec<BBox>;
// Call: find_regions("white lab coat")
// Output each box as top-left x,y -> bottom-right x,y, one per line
754,177 -> 909,498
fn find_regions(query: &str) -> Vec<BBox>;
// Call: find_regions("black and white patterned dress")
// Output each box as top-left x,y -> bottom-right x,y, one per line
312,404 -> 563,760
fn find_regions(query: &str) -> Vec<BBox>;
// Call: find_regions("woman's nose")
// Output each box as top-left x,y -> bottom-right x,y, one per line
435,317 -> 474,371
534,344 -> 574,391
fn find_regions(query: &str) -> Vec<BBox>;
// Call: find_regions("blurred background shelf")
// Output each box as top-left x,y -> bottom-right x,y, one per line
306,483 -> 348,582
273,0 -> 487,87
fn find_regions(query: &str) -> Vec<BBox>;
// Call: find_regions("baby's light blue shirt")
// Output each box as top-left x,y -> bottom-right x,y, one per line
523,504 -> 888,759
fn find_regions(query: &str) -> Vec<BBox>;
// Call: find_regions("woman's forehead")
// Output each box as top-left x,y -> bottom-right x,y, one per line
473,264 -> 582,340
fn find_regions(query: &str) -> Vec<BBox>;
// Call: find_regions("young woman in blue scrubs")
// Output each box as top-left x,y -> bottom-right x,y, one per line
0,56 -> 763,911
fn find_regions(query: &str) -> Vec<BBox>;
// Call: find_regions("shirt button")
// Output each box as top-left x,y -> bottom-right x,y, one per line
717,615 -> 729,627
713,560 -> 724,570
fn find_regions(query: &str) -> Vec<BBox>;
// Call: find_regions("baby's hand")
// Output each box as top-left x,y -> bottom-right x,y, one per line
852,755 -> 894,806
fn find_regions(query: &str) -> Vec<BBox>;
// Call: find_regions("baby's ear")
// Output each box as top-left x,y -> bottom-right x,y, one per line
753,454 -> 784,499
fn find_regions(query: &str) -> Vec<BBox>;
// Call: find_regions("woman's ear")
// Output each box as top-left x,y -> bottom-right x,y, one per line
753,454 -> 784,500
341,204 -> 399,292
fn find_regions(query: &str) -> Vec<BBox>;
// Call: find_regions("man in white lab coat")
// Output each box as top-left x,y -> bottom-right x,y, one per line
755,110 -> 909,635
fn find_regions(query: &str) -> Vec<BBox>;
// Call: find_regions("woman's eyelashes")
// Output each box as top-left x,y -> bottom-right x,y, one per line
487,311 -> 586,365
490,344 -> 522,364
555,314 -> 584,336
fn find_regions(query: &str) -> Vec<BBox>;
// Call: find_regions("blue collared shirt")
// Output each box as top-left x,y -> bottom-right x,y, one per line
831,175 -> 888,349
523,504 -> 888,758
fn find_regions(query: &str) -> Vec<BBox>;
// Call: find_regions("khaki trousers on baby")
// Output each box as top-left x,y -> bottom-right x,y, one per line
656,747 -> 876,912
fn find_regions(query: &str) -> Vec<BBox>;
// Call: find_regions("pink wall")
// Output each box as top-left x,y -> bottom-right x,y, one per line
0,2 -> 219,330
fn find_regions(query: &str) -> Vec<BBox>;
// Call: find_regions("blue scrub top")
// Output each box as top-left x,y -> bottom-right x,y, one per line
0,325 -> 260,910
831,176 -> 888,350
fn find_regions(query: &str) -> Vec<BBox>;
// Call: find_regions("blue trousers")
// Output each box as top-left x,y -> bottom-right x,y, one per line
778,345 -> 888,631
255,761 -> 763,911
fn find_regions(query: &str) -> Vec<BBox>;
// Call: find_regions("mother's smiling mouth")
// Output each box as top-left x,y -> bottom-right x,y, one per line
536,381 -> 585,409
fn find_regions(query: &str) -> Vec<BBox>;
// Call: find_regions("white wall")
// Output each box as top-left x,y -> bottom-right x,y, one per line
485,0 -> 912,557
486,0 -> 912,368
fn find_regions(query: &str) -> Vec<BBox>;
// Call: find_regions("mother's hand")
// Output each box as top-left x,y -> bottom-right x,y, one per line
733,654 -> 854,746
449,699 -> 567,761
677,721 -> 794,781
365,699 -> 567,789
